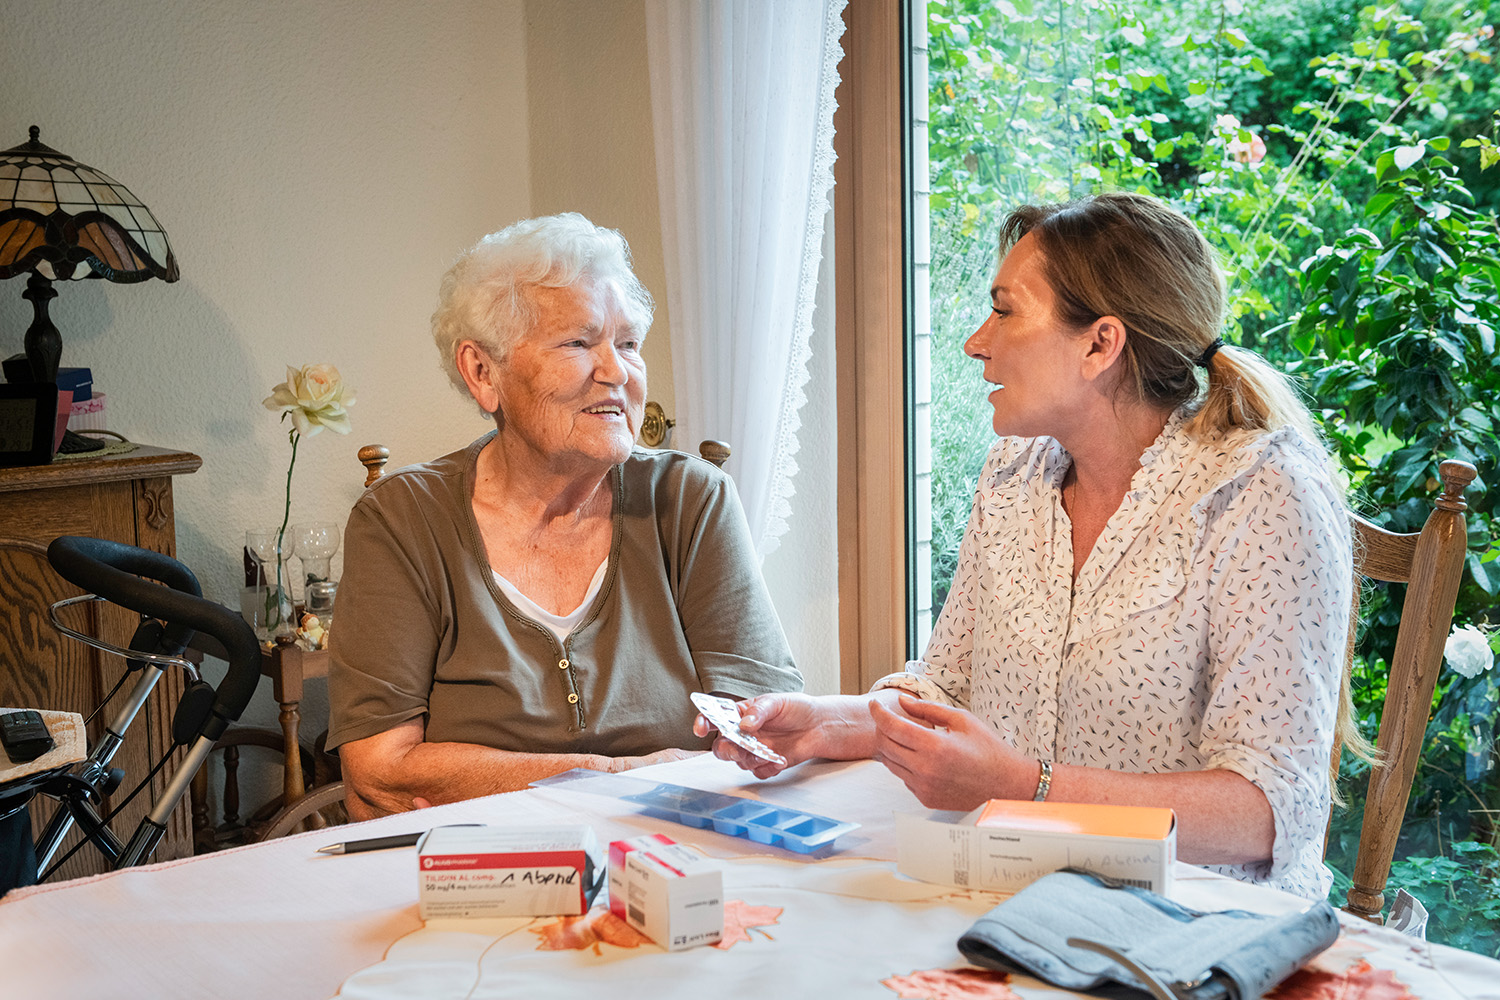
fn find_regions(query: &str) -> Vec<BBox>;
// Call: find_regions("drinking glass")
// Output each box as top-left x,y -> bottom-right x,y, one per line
290,522 -> 341,594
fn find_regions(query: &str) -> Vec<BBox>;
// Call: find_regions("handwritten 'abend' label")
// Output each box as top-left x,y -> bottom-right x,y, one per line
421,865 -> 585,917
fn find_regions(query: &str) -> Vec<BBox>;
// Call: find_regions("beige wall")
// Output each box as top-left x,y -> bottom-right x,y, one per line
524,0 -> 674,419
0,0 -> 532,604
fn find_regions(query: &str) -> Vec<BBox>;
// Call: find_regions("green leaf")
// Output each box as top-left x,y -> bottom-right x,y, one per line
1371,245 -> 1400,277
1431,332 -> 1466,366
1468,552 -> 1500,595
1375,150 -> 1397,182
1365,192 -> 1399,219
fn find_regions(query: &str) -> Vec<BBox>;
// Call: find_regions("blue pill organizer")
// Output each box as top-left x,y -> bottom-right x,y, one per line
622,782 -> 858,854
530,769 -> 860,854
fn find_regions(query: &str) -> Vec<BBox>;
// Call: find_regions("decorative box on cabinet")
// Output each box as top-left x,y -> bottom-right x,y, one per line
0,445 -> 201,880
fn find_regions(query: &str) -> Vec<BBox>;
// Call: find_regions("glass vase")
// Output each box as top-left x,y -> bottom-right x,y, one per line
242,528 -> 295,641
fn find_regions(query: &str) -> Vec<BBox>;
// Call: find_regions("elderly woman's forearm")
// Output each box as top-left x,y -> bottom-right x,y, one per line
827,691 -> 903,758
343,739 -> 620,817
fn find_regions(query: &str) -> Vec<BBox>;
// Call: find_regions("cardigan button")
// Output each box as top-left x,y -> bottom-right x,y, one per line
558,659 -> 570,670
567,693 -> 579,704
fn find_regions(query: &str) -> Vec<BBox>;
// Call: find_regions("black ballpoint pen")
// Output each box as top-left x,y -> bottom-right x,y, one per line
316,823 -> 482,855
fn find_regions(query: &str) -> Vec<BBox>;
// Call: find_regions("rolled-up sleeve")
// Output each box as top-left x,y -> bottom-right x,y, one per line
1199,451 -> 1351,887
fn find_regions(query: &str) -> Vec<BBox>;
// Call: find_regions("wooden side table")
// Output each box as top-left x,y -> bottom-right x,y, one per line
263,639 -> 334,811
0,444 -> 201,879
188,637 -> 337,848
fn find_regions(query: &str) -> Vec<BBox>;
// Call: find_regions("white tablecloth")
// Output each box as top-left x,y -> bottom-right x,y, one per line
0,756 -> 1494,1000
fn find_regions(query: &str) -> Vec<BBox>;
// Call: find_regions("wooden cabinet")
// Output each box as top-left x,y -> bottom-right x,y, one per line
0,445 -> 201,879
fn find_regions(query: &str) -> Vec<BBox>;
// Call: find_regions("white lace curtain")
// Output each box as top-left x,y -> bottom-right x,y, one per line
645,0 -> 846,560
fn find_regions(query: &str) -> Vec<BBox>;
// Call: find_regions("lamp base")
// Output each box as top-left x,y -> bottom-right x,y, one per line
57,429 -> 107,454
21,273 -> 61,385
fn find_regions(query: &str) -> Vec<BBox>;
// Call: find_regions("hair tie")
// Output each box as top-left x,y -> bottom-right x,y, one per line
1196,337 -> 1224,369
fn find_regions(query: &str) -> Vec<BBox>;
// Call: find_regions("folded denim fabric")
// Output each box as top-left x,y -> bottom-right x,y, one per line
957,869 -> 1339,1000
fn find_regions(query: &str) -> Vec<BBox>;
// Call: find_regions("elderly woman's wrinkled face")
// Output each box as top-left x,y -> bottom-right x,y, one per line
491,279 -> 647,468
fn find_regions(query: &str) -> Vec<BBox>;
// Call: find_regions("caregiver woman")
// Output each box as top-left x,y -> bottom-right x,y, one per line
702,193 -> 1352,899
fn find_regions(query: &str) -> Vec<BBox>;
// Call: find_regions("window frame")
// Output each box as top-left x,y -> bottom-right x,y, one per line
833,0 -> 916,693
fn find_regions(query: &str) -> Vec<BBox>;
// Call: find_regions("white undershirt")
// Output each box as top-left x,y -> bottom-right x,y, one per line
491,558 -> 608,646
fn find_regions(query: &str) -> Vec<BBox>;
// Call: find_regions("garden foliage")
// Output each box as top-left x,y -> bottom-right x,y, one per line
924,0 -> 1499,952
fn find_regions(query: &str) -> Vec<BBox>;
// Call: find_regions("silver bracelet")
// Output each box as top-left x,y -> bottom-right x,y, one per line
1032,759 -> 1053,802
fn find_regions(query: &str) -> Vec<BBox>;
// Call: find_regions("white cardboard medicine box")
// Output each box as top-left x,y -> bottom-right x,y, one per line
609,833 -> 723,950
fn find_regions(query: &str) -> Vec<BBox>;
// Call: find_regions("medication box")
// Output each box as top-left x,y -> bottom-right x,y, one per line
417,824 -> 603,919
897,799 -> 1176,894
609,834 -> 723,950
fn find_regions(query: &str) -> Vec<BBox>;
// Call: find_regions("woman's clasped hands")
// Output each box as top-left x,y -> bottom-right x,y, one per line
869,695 -> 1040,810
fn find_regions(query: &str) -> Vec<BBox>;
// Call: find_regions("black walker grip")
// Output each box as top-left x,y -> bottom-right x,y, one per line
46,536 -> 262,740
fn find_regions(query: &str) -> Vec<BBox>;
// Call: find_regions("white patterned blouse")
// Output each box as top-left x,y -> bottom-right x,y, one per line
875,407 -> 1351,899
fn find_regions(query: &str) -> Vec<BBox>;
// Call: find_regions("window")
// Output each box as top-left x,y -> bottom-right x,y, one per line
906,0 -> 1500,950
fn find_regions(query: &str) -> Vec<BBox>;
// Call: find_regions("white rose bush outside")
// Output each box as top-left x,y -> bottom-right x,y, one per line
1445,625 -> 1496,681
260,364 -> 355,632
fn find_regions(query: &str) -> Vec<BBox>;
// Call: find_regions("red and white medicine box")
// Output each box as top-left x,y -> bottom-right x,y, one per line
609,834 -> 723,951
417,824 -> 603,919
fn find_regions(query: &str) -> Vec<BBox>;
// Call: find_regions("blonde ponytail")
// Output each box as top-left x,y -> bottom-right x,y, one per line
1186,343 -> 1323,444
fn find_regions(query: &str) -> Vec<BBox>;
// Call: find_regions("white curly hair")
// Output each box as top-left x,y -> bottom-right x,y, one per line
430,212 -> 654,393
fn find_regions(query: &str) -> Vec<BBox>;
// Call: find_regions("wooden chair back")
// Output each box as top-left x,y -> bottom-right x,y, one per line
697,440 -> 731,468
357,444 -> 389,486
354,440 -> 728,474
1340,458 -> 1476,921
259,780 -> 347,841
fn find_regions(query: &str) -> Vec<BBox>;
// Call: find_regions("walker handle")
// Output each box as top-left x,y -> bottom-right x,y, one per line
47,536 -> 261,740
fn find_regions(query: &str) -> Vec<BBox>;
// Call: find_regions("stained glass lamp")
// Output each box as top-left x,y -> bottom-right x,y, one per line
0,126 -> 179,451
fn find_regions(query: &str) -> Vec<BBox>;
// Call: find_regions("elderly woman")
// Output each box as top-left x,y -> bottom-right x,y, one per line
703,193 -> 1352,900
328,213 -> 802,820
